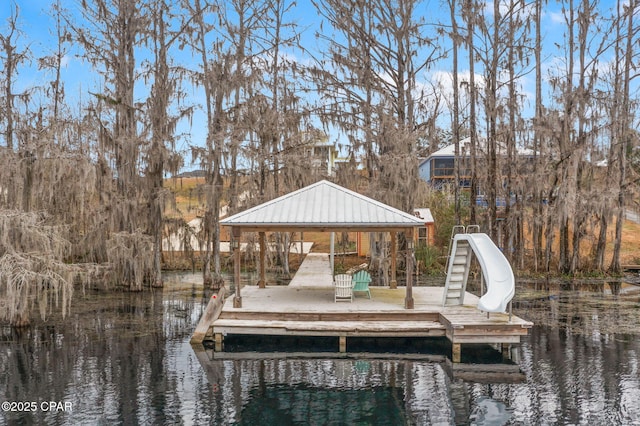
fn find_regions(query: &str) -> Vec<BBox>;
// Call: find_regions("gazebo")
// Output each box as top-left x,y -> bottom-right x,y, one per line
220,180 -> 424,309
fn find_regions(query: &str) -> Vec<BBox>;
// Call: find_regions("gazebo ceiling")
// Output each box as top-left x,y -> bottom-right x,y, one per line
220,180 -> 424,232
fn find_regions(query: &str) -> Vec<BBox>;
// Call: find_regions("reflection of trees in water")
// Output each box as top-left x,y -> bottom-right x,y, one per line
0,326 -> 78,424
515,326 -> 640,424
451,323 -> 640,424
502,280 -> 640,423
0,286 -> 204,424
515,280 -> 640,335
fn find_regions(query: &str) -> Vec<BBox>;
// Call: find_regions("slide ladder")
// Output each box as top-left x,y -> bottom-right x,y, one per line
443,225 -> 478,306
442,231 -> 515,315
442,238 -> 473,305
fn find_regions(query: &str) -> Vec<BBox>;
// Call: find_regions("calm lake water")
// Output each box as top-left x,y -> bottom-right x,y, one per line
1,272 -> 640,425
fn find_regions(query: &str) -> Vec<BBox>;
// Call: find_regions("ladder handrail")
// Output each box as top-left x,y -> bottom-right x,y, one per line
445,225 -> 480,273
444,225 -> 467,274
466,225 -> 480,234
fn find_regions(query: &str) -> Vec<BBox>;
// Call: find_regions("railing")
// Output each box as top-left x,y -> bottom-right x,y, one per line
444,225 -> 479,275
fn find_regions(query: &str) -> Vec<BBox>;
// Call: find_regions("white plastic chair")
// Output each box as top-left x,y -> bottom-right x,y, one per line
334,274 -> 353,302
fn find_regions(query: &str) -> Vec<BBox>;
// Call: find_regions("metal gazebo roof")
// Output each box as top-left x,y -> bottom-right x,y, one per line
220,180 -> 424,232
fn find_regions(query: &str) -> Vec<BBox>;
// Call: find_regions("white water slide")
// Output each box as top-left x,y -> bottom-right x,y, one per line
442,233 -> 515,313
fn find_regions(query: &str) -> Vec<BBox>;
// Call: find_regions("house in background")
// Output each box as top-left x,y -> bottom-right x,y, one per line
418,137 -> 535,188
305,139 -> 340,176
419,142 -> 471,188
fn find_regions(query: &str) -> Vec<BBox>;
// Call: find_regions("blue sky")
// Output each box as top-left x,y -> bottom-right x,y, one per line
1,1 -> 633,169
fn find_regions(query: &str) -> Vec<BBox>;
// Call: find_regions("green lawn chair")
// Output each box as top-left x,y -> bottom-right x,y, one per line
352,270 -> 372,299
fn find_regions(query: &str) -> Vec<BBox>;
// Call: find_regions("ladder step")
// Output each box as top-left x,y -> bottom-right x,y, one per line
451,265 -> 466,274
449,273 -> 464,282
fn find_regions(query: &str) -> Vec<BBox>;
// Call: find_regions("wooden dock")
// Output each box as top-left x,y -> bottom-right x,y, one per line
194,253 -> 532,362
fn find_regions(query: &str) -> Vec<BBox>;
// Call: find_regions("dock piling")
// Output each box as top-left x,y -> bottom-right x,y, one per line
339,336 -> 347,353
215,333 -> 223,352
452,343 -> 461,363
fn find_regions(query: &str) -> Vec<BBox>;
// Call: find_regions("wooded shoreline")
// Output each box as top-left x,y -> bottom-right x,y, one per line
1,1 -> 639,327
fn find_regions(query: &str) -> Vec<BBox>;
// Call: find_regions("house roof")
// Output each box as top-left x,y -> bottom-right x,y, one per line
220,180 -> 424,232
424,137 -> 535,160
413,208 -> 434,224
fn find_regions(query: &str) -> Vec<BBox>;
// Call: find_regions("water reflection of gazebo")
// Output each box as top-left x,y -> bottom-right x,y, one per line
192,352 -> 523,425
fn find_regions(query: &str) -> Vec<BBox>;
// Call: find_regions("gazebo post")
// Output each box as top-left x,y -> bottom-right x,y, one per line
390,232 -> 397,289
232,227 -> 242,308
258,232 -> 266,288
404,229 -> 415,309
329,232 -> 335,275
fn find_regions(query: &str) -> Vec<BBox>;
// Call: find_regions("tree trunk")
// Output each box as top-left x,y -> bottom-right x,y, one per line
449,0 -> 461,225
465,0 -> 478,225
610,0 -> 635,273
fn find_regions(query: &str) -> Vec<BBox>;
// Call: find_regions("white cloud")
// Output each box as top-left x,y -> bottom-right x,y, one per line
483,0 -> 537,18
429,70 -> 486,100
548,11 -> 565,25
483,1 -> 511,17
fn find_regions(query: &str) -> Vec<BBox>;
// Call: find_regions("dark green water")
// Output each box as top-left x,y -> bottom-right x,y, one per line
1,272 -> 640,425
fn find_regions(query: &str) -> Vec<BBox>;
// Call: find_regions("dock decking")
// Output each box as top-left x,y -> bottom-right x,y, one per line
288,252 -> 334,287
197,253 -> 532,362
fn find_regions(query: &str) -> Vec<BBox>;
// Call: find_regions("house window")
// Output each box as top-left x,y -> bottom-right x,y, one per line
433,158 -> 454,177
417,226 -> 428,245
